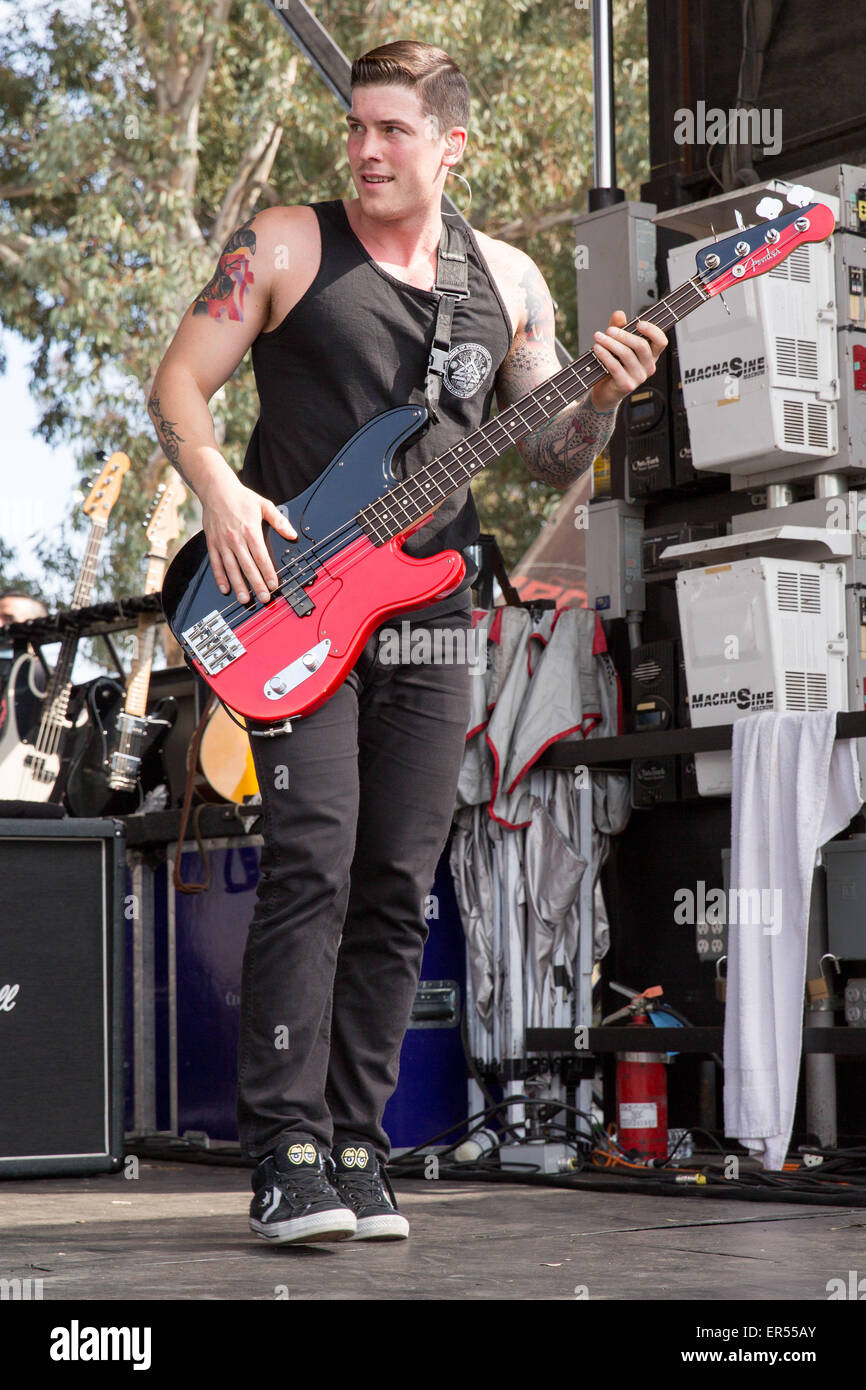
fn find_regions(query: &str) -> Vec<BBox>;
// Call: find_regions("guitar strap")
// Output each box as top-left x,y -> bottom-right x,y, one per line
172,219 -> 469,764
173,692 -> 216,894
424,216 -> 470,423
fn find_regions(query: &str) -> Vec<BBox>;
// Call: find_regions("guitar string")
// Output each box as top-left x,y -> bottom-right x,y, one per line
30,505 -> 172,781
211,275 -> 705,634
193,276 -> 707,673
30,539 -> 103,775
25,523 -> 106,788
28,521 -> 159,782
27,224 -> 806,766
28,219 -> 808,776
194,279 -> 712,684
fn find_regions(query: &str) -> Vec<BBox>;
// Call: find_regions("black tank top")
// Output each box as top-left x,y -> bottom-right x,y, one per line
239,199 -> 513,616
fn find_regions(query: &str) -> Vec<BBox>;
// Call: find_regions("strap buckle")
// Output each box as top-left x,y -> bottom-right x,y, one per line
428,345 -> 451,375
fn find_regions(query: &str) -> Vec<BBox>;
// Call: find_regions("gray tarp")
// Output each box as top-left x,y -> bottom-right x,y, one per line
450,605 -> 629,1060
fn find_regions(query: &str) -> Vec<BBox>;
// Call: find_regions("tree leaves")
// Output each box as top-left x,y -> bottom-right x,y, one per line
0,0 -> 648,597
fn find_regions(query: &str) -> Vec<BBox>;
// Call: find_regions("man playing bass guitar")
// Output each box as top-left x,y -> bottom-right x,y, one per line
147,39 -> 668,1246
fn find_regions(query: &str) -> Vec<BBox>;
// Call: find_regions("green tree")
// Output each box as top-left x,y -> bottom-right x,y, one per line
0,537 -> 36,595
0,0 -> 648,618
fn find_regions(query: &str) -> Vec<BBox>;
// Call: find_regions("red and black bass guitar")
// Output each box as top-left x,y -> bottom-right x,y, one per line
162,203 -> 835,724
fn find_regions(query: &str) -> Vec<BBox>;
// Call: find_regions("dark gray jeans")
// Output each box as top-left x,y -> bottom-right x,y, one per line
237,594 -> 473,1163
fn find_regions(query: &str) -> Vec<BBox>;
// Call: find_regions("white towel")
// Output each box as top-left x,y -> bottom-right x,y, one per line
723,711 -> 862,1170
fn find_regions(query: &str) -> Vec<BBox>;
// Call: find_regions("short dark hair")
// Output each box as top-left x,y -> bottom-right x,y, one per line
0,590 -> 47,612
351,40 -> 470,135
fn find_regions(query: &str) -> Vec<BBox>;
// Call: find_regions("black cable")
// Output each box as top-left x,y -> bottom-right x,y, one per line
386,1095 -> 603,1175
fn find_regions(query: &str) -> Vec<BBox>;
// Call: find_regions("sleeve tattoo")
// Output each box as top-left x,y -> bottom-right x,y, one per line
498,260 -> 619,489
518,397 -> 618,488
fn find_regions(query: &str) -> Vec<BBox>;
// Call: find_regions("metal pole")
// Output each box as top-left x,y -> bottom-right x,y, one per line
260,0 -> 573,366
589,0 -> 624,209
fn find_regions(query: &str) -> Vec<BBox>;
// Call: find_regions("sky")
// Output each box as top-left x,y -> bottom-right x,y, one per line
0,328 -> 82,597
0,1 -> 96,593
0,329 -> 125,681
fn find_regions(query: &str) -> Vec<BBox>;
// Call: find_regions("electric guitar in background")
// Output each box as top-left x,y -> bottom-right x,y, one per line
161,203 -> 836,725
0,453 -> 130,802
65,473 -> 186,816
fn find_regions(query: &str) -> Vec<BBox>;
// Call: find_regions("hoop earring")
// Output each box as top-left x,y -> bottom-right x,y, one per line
443,168 -> 472,214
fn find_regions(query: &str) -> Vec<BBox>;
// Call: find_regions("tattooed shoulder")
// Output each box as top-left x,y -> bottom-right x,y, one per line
192,216 -> 258,323
516,255 -> 556,347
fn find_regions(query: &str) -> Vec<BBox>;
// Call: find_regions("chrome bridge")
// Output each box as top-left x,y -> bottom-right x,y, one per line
182,610 -> 246,675
264,639 -> 331,701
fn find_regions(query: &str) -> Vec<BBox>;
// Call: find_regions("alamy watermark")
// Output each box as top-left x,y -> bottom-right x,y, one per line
1,1277 -> 43,1300
674,879 -> 782,935
673,101 -> 782,158
376,620 -> 488,673
826,1270 -> 866,1299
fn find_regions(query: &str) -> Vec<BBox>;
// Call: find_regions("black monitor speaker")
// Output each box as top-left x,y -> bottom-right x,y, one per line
0,818 -> 126,1176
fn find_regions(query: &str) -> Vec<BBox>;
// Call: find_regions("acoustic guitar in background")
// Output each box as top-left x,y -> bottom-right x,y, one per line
195,702 -> 259,805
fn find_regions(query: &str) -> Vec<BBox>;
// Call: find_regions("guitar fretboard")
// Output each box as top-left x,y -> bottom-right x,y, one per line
123,555 -> 165,721
357,277 -> 707,542
40,520 -> 106,732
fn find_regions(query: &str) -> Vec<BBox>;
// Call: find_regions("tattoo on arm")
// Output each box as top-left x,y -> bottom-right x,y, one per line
520,261 -> 556,346
192,218 -> 257,322
519,395 -> 617,489
495,254 -> 615,487
147,391 -> 193,488
496,337 -> 547,401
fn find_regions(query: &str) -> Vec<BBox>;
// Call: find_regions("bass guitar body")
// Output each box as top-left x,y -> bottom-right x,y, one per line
161,406 -> 466,724
163,198 -> 838,730
0,653 -> 57,801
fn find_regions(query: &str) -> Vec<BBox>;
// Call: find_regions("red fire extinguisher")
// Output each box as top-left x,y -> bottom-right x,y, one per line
605,984 -> 669,1161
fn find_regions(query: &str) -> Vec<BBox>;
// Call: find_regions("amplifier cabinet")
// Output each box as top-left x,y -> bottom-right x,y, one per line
0,818 -> 126,1176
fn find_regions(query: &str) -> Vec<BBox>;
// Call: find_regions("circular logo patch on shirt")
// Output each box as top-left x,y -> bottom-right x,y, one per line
444,342 -> 493,399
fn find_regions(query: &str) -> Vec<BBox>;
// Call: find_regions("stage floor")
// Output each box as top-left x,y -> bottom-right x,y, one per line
1,1159 -> 862,1301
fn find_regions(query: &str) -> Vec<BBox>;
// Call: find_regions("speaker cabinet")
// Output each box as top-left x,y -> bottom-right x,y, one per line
0,818 -> 126,1176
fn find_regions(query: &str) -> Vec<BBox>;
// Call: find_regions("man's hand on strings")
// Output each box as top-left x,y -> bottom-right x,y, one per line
590,310 -> 669,413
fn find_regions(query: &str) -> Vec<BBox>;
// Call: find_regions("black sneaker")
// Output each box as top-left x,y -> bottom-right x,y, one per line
249,1140 -> 357,1244
329,1142 -> 410,1241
